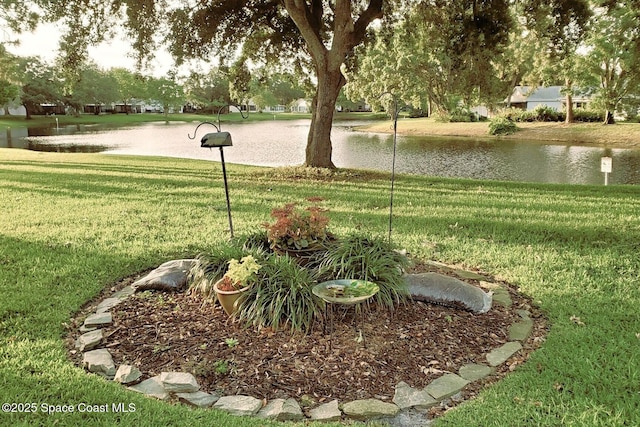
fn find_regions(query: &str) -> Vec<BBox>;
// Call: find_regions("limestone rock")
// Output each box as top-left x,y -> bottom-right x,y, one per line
112,286 -> 135,300
79,325 -> 97,333
114,365 -> 142,384
128,376 -> 169,400
83,312 -> 112,328
458,364 -> 492,382
308,399 -> 342,422
509,318 -> 534,342
176,391 -> 219,408
159,372 -> 199,393
257,398 -> 304,421
213,395 -> 263,416
133,259 -> 196,292
82,349 -> 116,379
491,288 -> 512,308
486,341 -> 522,366
75,329 -> 103,352
425,374 -> 469,400
96,297 -> 123,314
342,398 -> 399,420
405,273 -> 492,313
393,381 -> 437,410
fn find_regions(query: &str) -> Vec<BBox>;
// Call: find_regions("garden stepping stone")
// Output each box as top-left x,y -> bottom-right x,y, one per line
486,341 -> 522,366
132,259 -> 196,292
452,268 -> 487,281
114,364 -> 142,384
128,376 -> 170,400
82,349 -> 116,379
342,398 -> 400,420
213,395 -> 263,416
176,391 -> 219,408
308,399 -> 342,421
159,372 -> 199,393
393,381 -> 437,410
83,312 -> 112,328
257,398 -> 304,421
405,273 -> 492,313
75,329 -> 103,352
509,318 -> 534,341
425,374 -> 469,400
491,288 -> 512,308
96,297 -> 123,314
112,285 -> 135,300
516,309 -> 531,319
459,364 -> 493,382
79,324 -> 97,333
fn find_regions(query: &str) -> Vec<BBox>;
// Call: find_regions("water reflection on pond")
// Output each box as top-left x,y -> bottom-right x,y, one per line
2,119 -> 639,185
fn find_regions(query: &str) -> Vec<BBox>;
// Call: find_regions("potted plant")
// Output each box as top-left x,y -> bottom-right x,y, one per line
213,255 -> 261,316
263,197 -> 332,261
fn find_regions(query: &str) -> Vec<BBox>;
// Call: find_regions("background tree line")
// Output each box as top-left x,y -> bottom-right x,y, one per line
2,1 -> 640,167
0,46 -> 309,119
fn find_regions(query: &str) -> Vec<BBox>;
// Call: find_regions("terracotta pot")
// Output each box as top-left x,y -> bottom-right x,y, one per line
213,279 -> 250,316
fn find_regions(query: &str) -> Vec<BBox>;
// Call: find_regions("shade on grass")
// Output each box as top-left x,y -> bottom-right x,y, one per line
1,148 -> 639,426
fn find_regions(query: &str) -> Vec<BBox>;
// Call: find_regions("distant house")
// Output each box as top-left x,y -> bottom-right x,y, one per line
336,100 -> 371,112
504,86 -> 591,111
290,98 -> 310,113
506,86 -> 592,111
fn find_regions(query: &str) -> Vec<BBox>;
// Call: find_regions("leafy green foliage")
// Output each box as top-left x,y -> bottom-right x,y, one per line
237,253 -> 322,332
316,235 -> 410,309
488,116 -> 518,135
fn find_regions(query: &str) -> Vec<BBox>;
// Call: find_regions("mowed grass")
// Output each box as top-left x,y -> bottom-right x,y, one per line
1,148 -> 639,426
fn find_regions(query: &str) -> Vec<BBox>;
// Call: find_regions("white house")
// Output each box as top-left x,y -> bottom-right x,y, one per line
506,86 -> 592,111
290,98 -> 310,113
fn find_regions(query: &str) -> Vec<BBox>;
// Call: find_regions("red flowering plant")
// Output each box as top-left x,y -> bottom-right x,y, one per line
263,197 -> 331,252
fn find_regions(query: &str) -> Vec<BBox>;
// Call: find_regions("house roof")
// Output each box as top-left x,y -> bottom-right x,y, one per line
527,86 -> 562,102
506,86 -> 592,104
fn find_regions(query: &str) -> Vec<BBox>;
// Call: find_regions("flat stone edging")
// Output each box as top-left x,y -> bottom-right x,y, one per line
71,260 -> 534,423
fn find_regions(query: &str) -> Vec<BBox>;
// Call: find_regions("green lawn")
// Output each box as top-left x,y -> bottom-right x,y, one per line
1,149 -> 639,426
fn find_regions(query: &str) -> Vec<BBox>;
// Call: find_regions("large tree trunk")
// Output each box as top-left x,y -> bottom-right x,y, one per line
565,78 -> 574,124
305,68 -> 344,168
284,0 -> 383,168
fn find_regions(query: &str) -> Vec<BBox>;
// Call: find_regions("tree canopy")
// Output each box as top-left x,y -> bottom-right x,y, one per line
17,0 -> 389,167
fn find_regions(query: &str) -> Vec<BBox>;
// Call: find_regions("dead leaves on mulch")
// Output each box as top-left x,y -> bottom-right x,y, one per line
92,283 -> 544,405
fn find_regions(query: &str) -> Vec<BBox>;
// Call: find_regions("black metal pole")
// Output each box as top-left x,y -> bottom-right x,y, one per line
219,146 -> 234,238
388,96 -> 399,245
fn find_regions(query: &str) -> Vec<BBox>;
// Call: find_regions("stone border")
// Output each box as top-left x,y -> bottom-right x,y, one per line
71,260 -> 535,423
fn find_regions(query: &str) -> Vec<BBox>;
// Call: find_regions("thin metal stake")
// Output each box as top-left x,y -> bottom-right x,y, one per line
389,106 -> 398,245
219,146 -> 234,238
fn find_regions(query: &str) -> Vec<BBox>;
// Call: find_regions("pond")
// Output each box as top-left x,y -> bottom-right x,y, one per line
2,119 -> 639,185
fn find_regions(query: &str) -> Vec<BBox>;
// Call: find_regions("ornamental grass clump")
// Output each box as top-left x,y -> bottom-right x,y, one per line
263,197 -> 331,252
236,254 -> 323,332
317,235 -> 410,308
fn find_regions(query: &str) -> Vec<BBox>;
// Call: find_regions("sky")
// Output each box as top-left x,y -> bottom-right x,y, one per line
3,21 -> 177,77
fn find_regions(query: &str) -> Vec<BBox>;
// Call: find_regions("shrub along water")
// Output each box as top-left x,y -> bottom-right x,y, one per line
1,148 -> 639,426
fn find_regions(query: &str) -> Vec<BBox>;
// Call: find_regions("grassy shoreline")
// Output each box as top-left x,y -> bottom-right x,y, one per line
359,117 -> 640,149
1,149 -> 639,426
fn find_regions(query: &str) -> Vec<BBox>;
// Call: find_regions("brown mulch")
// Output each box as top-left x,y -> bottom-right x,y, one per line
67,262 -> 547,418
